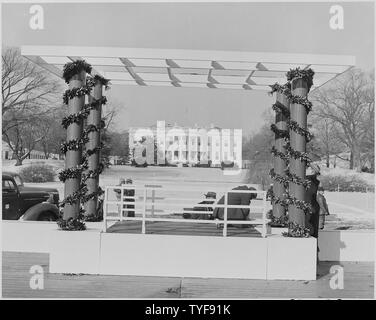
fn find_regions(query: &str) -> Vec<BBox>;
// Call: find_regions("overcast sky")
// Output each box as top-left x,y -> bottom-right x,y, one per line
2,1 -> 374,135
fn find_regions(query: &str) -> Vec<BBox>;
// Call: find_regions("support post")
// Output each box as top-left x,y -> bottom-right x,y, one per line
63,71 -> 86,220
288,78 -> 308,226
84,80 -> 103,216
272,92 -> 290,218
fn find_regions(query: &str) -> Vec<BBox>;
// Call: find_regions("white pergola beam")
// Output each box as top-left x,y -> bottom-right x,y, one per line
21,46 -> 355,91
22,46 -> 355,66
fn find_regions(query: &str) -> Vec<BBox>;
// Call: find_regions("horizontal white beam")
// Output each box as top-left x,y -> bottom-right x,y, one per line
21,45 -> 355,91
21,45 -> 356,66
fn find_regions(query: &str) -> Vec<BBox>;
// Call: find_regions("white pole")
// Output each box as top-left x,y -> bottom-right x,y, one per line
262,190 -> 267,237
223,192 -> 228,237
102,186 -> 108,232
151,189 -> 155,217
142,189 -> 147,234
120,185 -> 124,222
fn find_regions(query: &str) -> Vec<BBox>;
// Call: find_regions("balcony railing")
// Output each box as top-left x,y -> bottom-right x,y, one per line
103,185 -> 270,237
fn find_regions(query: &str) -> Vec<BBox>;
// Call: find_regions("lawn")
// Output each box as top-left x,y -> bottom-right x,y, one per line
3,160 -> 374,230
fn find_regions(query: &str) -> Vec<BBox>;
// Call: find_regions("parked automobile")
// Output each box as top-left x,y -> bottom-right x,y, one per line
2,171 -> 60,221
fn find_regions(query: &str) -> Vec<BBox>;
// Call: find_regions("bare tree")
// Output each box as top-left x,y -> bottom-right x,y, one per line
245,123 -> 275,189
309,116 -> 345,168
37,107 -> 67,159
3,113 -> 49,165
311,69 -> 374,171
358,70 -> 375,171
2,47 -> 61,165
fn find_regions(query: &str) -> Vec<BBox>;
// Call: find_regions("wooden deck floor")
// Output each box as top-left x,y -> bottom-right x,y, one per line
2,252 -> 374,299
106,220 -> 262,237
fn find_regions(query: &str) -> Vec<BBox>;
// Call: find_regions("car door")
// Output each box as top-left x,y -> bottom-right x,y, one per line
2,178 -> 20,220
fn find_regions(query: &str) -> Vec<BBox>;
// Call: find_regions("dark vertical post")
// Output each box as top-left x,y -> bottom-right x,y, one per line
84,80 -> 103,216
63,70 -> 86,220
288,78 -> 308,226
272,92 -> 290,218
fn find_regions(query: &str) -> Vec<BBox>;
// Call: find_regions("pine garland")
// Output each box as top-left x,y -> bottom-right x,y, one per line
270,124 -> 289,139
63,60 -> 92,84
269,214 -> 289,227
60,185 -> 89,207
62,97 -> 108,129
58,163 -> 88,183
269,82 -> 291,96
285,143 -> 312,165
93,74 -> 111,89
272,101 -> 290,117
82,187 -> 104,203
57,217 -> 87,231
289,95 -> 313,114
83,143 -> 104,158
62,109 -> 90,129
285,171 -> 312,189
63,86 -> 92,105
271,146 -> 289,162
269,169 -> 289,189
82,163 -> 105,181
282,222 -> 310,237
286,68 -> 315,92
285,195 -> 312,215
288,120 -> 314,142
60,137 -> 90,154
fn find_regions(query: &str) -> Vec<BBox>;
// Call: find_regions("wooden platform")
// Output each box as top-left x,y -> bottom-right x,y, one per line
106,220 -> 262,237
2,252 -> 374,298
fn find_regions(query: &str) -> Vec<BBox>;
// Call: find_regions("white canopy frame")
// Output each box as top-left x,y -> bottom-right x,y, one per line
21,46 -> 355,91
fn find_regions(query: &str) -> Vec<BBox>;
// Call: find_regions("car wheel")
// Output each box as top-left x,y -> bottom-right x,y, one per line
38,211 -> 56,221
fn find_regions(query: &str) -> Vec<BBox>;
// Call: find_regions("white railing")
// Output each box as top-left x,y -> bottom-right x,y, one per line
103,185 -> 270,237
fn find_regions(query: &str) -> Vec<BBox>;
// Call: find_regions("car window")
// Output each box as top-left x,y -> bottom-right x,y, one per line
3,179 -> 17,191
13,175 -> 23,187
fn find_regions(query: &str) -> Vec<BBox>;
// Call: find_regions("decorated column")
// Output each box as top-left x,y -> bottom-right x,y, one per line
58,61 -> 92,227
271,91 -> 290,219
58,60 -> 91,230
269,69 -> 314,237
286,69 -> 314,231
83,75 -> 109,217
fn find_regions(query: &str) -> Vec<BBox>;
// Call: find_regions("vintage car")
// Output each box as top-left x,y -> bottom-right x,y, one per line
2,171 -> 60,221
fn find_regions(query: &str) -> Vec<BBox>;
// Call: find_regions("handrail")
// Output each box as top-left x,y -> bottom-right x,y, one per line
103,185 -> 270,237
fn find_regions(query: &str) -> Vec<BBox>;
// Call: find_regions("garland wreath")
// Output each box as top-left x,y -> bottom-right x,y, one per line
62,60 -> 92,84
272,101 -> 290,117
284,143 -> 312,165
282,222 -> 310,238
287,120 -> 314,142
269,192 -> 312,215
286,68 -> 315,92
57,61 -> 110,230
268,68 -> 315,235
270,124 -> 289,140
269,169 -> 289,189
270,146 -> 289,162
269,214 -> 289,228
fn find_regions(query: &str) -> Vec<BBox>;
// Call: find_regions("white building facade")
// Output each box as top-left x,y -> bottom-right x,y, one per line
129,121 -> 242,167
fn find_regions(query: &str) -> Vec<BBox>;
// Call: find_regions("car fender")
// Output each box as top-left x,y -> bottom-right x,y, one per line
20,203 -> 60,221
